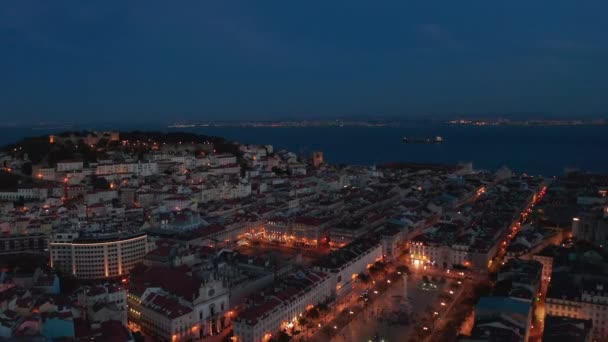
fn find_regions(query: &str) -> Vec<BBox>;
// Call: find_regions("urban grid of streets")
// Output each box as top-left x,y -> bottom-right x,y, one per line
285,183 -> 545,342
0,132 -> 554,342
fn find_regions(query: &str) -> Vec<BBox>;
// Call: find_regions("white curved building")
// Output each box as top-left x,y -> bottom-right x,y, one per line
50,232 -> 148,279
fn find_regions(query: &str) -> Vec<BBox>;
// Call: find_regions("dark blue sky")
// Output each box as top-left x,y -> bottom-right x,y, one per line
1,1 -> 607,123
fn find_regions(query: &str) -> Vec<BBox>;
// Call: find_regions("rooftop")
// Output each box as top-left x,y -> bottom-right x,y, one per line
142,291 -> 192,319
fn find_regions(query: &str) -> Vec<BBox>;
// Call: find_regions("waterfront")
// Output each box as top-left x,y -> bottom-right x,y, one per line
1,123 -> 607,176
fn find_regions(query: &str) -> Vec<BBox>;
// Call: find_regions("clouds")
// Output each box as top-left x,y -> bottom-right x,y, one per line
1,1 -> 132,56
1,1 -> 608,122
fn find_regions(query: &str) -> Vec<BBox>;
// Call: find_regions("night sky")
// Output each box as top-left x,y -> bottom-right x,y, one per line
1,1 -> 607,123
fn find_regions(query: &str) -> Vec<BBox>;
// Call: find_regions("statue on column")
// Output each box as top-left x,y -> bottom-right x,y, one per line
399,273 -> 412,322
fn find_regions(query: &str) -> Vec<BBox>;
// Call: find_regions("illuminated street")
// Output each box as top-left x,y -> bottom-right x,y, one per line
297,271 -> 460,342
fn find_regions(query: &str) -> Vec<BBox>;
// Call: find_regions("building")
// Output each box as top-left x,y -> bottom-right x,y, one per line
42,311 -> 76,340
572,210 -> 608,251
545,277 -> 608,340
328,221 -> 370,248
409,223 -> 464,269
11,267 -> 60,294
95,162 -> 159,177
381,226 -> 405,261
462,259 -> 543,341
200,180 -> 251,203
494,258 -> 542,302
233,271 -> 331,342
465,296 -> 532,342
0,233 -> 48,255
50,232 -> 148,279
211,154 -> 237,166
33,167 -> 56,181
263,216 -> 332,248
56,160 -> 84,172
313,237 -> 383,297
289,216 -> 329,247
542,315 -> 593,342
137,288 -> 198,342
128,265 -> 230,339
0,191 -> 39,202
75,283 -> 128,326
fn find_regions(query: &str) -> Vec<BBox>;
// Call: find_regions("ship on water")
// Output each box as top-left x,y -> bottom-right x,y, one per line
402,136 -> 443,144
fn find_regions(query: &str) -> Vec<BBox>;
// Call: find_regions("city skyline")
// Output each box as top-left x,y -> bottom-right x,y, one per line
1,129 -> 607,341
2,1 -> 608,122
1,3 -> 607,340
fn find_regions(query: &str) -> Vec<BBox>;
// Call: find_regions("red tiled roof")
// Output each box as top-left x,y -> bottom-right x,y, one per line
75,318 -> 131,341
87,286 -> 107,296
294,216 -> 326,226
130,266 -> 201,301
147,246 -> 172,257
194,224 -> 225,238
143,292 -> 192,319
237,297 -> 282,325
273,287 -> 299,302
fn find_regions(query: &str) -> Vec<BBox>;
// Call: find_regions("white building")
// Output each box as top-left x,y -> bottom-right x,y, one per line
233,271 -> 331,342
57,160 -> 84,172
34,167 -> 56,181
137,288 -> 198,342
0,186 -> 49,201
50,232 -> 148,279
211,154 -> 237,166
0,191 -> 27,202
313,239 -> 383,297
85,190 -> 119,205
546,280 -> 608,341
76,283 -> 128,325
200,181 -> 251,203
128,266 -> 230,339
95,162 -> 159,177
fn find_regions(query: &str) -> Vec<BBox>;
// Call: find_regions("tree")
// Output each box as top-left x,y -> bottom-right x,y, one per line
273,330 -> 290,342
76,142 -> 97,163
306,307 -> 320,319
21,162 -> 32,176
0,172 -> 23,189
92,176 -> 110,190
396,265 -> 410,275
368,265 -> 379,274
358,272 -> 371,284
373,261 -> 386,269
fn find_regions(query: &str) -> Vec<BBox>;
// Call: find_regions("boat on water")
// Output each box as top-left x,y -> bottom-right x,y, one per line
403,136 -> 444,144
